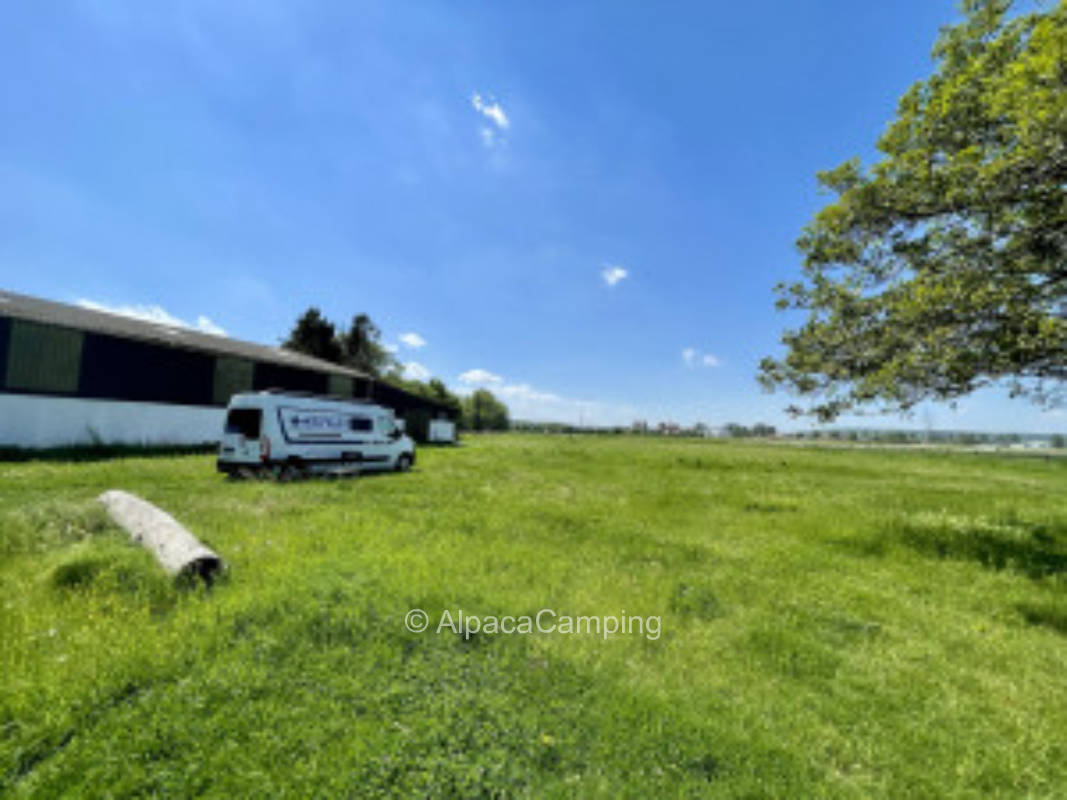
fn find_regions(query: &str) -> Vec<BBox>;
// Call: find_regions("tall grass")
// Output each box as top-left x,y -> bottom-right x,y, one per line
1,436 -> 1065,796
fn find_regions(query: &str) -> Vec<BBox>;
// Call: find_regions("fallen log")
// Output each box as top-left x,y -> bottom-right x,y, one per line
98,490 -> 224,584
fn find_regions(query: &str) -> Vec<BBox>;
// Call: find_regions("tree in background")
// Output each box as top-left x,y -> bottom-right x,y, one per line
284,308 -> 397,378
383,373 -> 465,441
282,309 -> 460,441
340,313 -> 396,377
427,379 -> 463,418
461,389 -> 510,431
760,1 -> 1066,421
384,373 -> 463,418
281,307 -> 505,433
282,308 -> 342,363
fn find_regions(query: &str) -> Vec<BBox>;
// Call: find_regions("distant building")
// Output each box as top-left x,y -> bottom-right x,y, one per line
0,289 -> 455,448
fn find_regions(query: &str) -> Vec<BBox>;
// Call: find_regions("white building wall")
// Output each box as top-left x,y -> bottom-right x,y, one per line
0,394 -> 225,448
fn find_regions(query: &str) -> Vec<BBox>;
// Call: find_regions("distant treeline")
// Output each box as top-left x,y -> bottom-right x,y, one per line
791,430 -> 1066,447
509,421 -> 1065,447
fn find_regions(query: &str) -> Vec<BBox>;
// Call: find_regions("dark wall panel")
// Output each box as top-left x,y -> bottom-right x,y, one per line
213,356 -> 254,406
371,382 -> 417,415
353,377 -> 372,399
79,333 -> 215,405
253,363 -> 328,394
0,317 -> 9,390
367,381 -> 455,420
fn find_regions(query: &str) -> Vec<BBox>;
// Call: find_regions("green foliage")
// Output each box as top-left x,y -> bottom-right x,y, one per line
282,308 -> 342,363
282,309 -> 397,377
723,422 -> 777,438
282,308 -> 463,421
339,313 -> 396,377
1,440 -> 1065,795
761,0 -> 1067,421
461,388 -> 510,431
382,376 -> 462,441
384,374 -> 463,422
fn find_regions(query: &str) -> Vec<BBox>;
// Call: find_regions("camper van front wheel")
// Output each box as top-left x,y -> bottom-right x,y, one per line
396,454 -> 412,472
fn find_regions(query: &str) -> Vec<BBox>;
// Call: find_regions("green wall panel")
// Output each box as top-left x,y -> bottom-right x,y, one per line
213,356 -> 254,405
328,373 -> 353,397
5,320 -> 83,393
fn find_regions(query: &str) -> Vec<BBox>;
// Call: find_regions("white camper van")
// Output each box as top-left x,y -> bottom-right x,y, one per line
217,391 -> 415,477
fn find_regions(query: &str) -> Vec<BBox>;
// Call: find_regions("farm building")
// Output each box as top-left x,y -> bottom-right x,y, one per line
0,289 -> 456,448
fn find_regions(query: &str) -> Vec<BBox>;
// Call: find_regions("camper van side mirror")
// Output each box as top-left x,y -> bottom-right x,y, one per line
390,427 -> 403,440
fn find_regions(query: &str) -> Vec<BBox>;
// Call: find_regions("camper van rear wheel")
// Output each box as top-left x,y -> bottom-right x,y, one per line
282,460 -> 305,482
396,454 -> 412,472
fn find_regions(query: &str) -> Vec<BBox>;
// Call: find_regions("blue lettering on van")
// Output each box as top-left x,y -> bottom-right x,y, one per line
288,414 -> 344,429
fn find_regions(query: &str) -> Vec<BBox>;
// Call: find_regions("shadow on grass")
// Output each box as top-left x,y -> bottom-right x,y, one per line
895,516 -> 1066,579
840,513 -> 1067,581
0,443 -> 216,464
1016,603 -> 1067,636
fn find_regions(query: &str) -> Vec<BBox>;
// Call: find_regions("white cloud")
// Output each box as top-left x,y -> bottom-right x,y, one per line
471,93 -> 510,130
458,368 -> 503,385
495,382 -> 563,404
77,299 -> 226,336
402,361 -> 431,381
398,332 -> 427,349
453,368 -> 636,425
682,347 -> 721,368
601,265 -> 629,287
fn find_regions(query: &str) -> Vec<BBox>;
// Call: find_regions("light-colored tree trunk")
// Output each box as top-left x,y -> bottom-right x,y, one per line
98,490 -> 223,583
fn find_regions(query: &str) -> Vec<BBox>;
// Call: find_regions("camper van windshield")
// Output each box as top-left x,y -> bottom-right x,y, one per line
225,408 -> 262,439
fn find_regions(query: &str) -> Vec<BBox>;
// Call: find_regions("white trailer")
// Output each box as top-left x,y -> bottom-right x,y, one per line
217,391 -> 415,477
428,418 -> 457,444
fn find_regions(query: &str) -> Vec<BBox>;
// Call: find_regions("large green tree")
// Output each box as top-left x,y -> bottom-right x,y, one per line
461,389 -> 510,431
284,309 -> 397,377
340,313 -> 397,377
282,308 -> 343,363
759,0 -> 1066,421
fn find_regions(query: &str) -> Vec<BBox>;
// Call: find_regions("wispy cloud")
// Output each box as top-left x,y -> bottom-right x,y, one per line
471,93 -> 510,130
471,92 -> 510,150
402,361 -> 431,381
458,368 -> 503,385
77,299 -> 226,336
682,347 -> 722,368
455,367 -> 635,425
601,265 -> 629,287
398,332 -> 427,349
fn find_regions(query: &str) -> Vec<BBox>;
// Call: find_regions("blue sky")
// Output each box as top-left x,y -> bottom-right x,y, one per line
1,1 -> 1062,433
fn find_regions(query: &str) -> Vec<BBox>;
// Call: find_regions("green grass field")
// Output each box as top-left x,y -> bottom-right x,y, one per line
1,435 -> 1065,797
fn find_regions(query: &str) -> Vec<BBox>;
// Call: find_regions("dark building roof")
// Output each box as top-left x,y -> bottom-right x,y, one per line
0,288 -> 371,380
